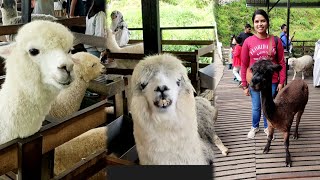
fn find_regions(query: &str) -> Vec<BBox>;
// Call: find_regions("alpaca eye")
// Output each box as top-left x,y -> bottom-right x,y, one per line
29,48 -> 39,56
92,63 -> 96,67
68,49 -> 72,53
140,83 -> 148,90
177,79 -> 181,86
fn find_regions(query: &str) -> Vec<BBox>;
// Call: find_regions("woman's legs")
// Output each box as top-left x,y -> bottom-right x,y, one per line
250,87 -> 262,128
232,66 -> 242,81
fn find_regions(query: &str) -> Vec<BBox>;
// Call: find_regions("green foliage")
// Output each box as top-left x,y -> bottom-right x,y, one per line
215,0 -> 320,46
160,0 -> 179,5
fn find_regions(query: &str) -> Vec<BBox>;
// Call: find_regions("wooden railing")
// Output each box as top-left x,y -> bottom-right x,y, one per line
291,40 -> 317,56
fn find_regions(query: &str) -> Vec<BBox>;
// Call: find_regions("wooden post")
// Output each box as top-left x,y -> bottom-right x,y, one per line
141,0 -> 161,55
21,0 -> 31,23
41,150 -> 55,180
18,134 -> 43,180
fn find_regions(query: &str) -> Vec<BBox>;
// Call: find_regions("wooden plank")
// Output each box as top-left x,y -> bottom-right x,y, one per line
41,100 -> 107,153
72,33 -> 105,48
0,143 -> 19,175
162,40 -> 213,45
0,25 -> 22,36
88,79 -> 125,97
0,17 -> 86,36
107,53 -> 145,60
18,134 -> 42,180
196,44 -> 214,57
51,150 -> 107,180
257,171 -> 320,180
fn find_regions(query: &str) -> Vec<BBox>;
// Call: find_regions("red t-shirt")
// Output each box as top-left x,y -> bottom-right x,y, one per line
240,35 -> 286,88
232,44 -> 242,67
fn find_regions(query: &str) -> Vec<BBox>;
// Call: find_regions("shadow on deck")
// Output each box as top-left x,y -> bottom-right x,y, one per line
213,66 -> 320,179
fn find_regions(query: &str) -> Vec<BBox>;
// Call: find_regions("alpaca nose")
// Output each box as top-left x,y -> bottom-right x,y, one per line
58,63 -> 73,75
155,85 -> 169,93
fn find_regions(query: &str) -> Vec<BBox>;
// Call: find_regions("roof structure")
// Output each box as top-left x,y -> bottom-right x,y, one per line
246,0 -> 320,8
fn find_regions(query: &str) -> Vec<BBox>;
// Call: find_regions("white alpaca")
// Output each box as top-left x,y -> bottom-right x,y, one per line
49,52 -> 106,119
131,54 -> 212,165
288,55 -> 314,80
0,20 -> 75,145
1,0 -> 57,41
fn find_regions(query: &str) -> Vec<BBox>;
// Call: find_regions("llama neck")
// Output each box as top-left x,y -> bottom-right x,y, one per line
106,33 -> 121,52
49,77 -> 88,119
1,8 -> 18,25
260,80 -> 276,122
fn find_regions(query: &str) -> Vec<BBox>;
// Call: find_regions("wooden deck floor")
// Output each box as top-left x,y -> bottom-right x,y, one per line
213,67 -> 320,179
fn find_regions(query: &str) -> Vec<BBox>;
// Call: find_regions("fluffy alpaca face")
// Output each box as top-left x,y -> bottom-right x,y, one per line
72,52 -> 106,82
250,59 -> 282,91
131,54 -> 194,114
0,0 -> 16,11
15,20 -> 75,90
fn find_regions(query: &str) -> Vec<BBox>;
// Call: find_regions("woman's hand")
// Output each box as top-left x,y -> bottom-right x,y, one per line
277,84 -> 284,91
243,87 -> 250,96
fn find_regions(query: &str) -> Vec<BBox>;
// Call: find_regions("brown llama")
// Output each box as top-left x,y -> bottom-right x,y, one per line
250,59 -> 309,167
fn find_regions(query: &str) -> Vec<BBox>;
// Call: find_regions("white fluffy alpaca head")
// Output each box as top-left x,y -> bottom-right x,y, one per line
72,52 -> 106,82
131,54 -> 195,114
14,20 -> 75,90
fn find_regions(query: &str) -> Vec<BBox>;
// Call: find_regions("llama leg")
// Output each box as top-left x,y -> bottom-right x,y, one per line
293,110 -> 304,139
284,131 -> 291,167
292,70 -> 296,80
213,133 -> 229,156
263,126 -> 274,153
302,71 -> 305,80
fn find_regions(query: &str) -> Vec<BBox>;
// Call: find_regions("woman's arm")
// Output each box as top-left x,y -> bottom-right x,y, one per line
69,0 -> 77,17
277,37 -> 286,88
241,40 -> 250,88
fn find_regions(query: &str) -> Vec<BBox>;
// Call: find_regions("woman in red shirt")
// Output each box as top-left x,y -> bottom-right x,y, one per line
241,9 -> 286,139
232,36 -> 243,86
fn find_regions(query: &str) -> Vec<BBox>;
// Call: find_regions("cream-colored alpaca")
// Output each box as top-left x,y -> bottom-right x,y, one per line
54,127 -> 107,179
131,54 -> 213,165
0,20 -> 74,145
49,52 -> 106,119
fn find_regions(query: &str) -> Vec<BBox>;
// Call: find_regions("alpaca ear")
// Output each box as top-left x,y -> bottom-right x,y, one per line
272,64 -> 282,72
0,43 -> 15,59
72,57 -> 81,64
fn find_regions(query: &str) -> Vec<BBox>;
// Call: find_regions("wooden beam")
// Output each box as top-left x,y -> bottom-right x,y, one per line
0,17 -> 86,36
141,0 -> 161,55
51,150 -> 107,180
88,79 -> 125,97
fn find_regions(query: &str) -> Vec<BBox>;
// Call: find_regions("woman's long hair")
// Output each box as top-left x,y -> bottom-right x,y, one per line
87,0 -> 105,19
